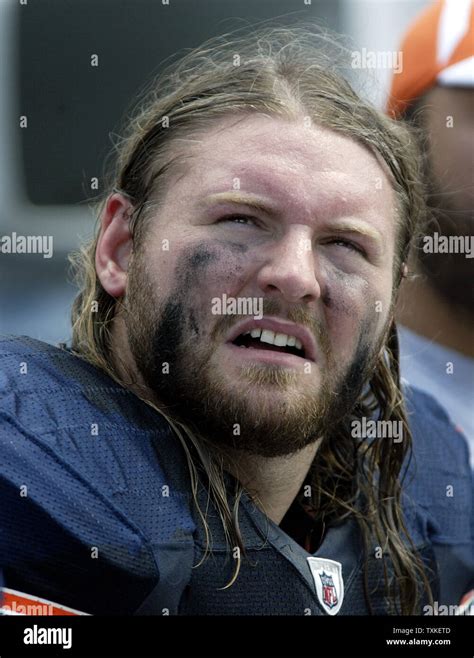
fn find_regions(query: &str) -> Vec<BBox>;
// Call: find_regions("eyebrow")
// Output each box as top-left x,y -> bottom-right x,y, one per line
322,220 -> 382,242
202,192 -> 382,242
201,192 -> 279,216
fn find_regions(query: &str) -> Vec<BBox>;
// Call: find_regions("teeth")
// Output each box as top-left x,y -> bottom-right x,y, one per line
274,332 -> 288,346
239,327 -> 304,352
260,329 -> 275,344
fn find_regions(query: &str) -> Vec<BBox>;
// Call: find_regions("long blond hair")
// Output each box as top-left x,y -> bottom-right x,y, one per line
70,22 -> 432,614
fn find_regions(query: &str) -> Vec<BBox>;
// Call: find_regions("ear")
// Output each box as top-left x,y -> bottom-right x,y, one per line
95,192 -> 134,298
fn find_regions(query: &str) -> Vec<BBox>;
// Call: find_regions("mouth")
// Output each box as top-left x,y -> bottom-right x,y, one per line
225,317 -> 317,364
232,328 -> 306,359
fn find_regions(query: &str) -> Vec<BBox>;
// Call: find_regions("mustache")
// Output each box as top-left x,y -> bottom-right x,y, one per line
211,298 -> 332,358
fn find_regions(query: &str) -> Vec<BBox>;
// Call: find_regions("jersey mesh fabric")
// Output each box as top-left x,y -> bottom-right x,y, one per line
0,335 -> 194,614
0,335 -> 472,615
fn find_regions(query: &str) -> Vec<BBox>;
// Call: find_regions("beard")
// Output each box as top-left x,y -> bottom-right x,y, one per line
125,253 -> 386,459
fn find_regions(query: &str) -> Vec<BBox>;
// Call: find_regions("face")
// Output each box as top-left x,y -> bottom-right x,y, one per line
125,114 -> 397,457
421,87 -> 474,312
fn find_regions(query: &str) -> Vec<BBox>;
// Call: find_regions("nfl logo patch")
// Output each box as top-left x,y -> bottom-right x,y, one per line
307,557 -> 344,615
320,571 -> 338,609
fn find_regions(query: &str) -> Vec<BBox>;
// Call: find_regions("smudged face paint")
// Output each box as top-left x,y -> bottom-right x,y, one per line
125,114 -> 397,457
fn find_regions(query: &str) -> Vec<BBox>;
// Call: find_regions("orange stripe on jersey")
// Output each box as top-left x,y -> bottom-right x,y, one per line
0,588 -> 89,616
457,589 -> 474,615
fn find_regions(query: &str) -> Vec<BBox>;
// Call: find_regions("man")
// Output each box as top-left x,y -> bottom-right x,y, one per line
0,24 -> 472,616
388,0 -> 474,468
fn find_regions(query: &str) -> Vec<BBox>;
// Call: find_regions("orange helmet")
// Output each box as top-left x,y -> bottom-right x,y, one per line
387,0 -> 474,118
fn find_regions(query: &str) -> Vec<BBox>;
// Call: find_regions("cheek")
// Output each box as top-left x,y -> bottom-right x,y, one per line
169,240 -> 251,335
322,269 -> 391,358
184,241 -> 249,289
148,235 -> 249,295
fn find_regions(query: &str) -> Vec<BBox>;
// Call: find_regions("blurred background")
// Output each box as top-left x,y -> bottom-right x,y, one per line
0,0 -> 430,345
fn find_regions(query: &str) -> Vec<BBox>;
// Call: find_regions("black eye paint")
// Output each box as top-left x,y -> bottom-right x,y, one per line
149,298 -> 186,369
177,241 -> 247,292
214,238 -> 249,254
177,245 -> 219,291
185,246 -> 217,271
344,318 -> 375,395
172,242 -> 242,341
324,315 -> 379,425
189,308 -> 200,336
322,267 -> 371,315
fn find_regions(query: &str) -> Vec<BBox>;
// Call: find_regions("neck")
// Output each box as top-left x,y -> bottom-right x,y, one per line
397,275 -> 474,358
221,440 -> 322,525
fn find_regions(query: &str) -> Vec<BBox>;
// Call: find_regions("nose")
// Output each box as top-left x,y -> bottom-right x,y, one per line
255,226 -> 322,304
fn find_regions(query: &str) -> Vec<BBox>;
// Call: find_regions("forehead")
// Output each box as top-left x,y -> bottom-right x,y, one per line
169,114 -> 396,227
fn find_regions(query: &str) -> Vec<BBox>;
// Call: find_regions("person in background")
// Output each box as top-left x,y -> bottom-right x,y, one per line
387,0 -> 474,468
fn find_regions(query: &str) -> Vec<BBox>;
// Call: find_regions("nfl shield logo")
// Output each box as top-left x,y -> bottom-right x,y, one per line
307,557 -> 344,615
320,571 -> 338,609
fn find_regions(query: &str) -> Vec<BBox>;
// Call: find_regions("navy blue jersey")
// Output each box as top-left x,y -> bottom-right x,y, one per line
0,335 -> 472,615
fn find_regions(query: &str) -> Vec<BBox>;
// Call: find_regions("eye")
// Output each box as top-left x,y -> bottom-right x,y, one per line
325,238 -> 365,255
217,214 -> 258,226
